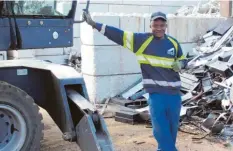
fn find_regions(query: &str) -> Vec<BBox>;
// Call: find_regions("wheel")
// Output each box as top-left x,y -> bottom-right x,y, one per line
0,81 -> 44,151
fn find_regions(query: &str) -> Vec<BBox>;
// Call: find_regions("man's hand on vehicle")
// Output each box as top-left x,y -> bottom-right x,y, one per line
83,11 -> 96,27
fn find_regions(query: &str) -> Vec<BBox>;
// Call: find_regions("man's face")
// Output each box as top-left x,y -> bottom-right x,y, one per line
150,19 -> 167,38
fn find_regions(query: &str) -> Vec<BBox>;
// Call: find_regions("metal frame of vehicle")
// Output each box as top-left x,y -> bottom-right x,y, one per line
0,1 -> 114,151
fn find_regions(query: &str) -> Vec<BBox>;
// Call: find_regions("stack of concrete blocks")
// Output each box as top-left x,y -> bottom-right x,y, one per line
7,48 -> 70,64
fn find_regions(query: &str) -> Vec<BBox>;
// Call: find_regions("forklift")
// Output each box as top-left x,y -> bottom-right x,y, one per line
0,0 -> 114,151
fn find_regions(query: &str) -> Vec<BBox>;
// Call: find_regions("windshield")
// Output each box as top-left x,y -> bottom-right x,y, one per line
2,0 -> 73,17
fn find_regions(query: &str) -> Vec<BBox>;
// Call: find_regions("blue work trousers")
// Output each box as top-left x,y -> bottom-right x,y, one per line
148,93 -> 181,151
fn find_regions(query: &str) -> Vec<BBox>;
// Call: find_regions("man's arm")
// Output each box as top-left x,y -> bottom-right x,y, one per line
83,11 -> 135,52
95,22 -> 135,52
176,43 -> 188,69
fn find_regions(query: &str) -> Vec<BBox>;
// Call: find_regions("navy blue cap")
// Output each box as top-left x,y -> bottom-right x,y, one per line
150,11 -> 167,21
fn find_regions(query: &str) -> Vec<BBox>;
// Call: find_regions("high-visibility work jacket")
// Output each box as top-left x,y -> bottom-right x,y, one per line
95,23 -> 187,95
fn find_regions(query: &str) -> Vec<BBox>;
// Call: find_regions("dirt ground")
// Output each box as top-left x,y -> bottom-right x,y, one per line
40,108 -> 233,151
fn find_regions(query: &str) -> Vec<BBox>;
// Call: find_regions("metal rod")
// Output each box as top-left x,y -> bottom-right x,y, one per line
214,81 -> 231,89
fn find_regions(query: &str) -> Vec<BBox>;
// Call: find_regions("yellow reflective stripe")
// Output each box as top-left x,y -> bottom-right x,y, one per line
143,54 -> 175,61
167,37 -> 178,51
137,55 -> 173,69
131,34 -> 134,52
167,37 -> 178,59
137,55 -> 150,64
177,55 -> 186,61
135,36 -> 153,55
138,60 -> 150,64
123,32 -> 126,47
123,31 -> 134,51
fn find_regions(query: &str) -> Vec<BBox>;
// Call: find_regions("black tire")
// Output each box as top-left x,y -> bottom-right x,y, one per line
0,81 -> 44,151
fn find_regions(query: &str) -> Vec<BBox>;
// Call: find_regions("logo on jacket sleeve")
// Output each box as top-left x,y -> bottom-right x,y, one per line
167,48 -> 175,56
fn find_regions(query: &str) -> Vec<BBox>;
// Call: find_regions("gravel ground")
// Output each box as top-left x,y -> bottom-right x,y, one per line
40,108 -> 232,151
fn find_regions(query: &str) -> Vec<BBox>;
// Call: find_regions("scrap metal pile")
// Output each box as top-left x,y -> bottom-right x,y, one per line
99,18 -> 233,144
177,18 -> 233,142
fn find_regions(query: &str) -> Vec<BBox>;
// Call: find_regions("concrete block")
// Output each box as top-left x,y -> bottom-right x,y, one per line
149,6 -> 180,14
160,0 -> 207,7
7,49 -> 35,58
83,73 -> 142,103
167,16 -> 226,43
74,38 -> 81,54
144,14 -> 152,33
8,48 -> 66,59
35,48 -> 63,56
73,37 -> 81,48
120,15 -> 145,32
81,45 -> 122,75
80,13 -> 120,45
18,50 -> 35,58
81,45 -> 141,75
122,0 -> 161,5
109,5 -> 150,14
75,3 -> 109,21
120,48 -> 141,74
73,23 -> 80,38
36,55 -> 69,64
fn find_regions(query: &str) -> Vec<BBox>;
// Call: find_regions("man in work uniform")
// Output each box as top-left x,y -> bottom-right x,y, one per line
83,11 -> 187,151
